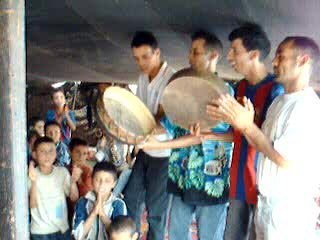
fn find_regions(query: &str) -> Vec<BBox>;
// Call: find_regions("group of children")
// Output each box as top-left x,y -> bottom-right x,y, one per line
27,89 -> 138,240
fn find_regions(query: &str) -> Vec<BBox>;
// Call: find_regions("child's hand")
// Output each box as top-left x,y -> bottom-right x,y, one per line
28,161 -> 38,182
63,104 -> 69,115
94,192 -> 104,216
71,165 -> 83,183
93,201 -> 101,215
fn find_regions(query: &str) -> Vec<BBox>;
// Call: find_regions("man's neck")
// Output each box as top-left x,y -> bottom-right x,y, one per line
284,74 -> 310,94
148,61 -> 163,82
245,63 -> 268,85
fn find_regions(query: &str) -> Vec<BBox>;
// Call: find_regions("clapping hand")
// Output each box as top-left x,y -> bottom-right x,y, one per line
206,94 -> 255,132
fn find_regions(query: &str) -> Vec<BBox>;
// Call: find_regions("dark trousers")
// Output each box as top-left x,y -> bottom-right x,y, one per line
31,230 -> 71,240
124,150 -> 169,240
224,199 -> 256,240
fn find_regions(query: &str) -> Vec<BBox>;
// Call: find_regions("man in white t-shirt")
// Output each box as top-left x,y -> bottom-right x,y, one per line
123,31 -> 175,240
207,36 -> 320,239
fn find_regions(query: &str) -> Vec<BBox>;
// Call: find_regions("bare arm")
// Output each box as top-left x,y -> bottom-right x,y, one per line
65,112 -> 76,131
64,105 -> 76,131
69,180 -> 79,202
200,131 -> 234,142
140,134 -> 201,151
207,94 -> 289,168
99,212 -> 111,228
69,166 -> 81,202
28,162 -> 37,208
243,123 -> 289,168
29,181 -> 37,209
81,206 -> 99,239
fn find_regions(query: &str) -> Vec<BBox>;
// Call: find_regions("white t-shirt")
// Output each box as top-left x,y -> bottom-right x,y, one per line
29,166 -> 71,234
136,61 -> 175,157
257,87 -> 320,201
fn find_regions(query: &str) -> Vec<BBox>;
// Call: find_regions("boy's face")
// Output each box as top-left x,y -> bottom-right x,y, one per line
34,120 -> 45,137
32,142 -> 57,168
45,125 -> 61,144
110,231 -> 138,240
71,145 -> 89,165
52,91 -> 66,108
93,171 -> 117,196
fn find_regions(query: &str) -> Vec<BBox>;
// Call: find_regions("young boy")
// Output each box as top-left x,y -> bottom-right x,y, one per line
29,117 -> 45,137
28,137 -> 79,239
69,138 -> 93,197
108,216 -> 139,240
45,121 -> 71,167
46,88 -> 76,145
67,138 -> 94,221
72,162 -> 127,240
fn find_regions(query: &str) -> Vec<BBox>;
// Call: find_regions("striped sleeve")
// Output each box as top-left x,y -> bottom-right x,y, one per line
72,197 -> 89,240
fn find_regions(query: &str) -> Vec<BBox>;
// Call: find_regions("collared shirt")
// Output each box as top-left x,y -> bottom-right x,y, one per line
72,191 -> 127,240
136,61 -> 175,158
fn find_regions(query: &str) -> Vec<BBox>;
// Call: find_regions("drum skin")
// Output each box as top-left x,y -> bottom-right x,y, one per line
95,86 -> 156,144
161,76 -> 229,130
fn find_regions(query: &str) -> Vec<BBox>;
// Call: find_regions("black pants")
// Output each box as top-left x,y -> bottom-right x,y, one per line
124,150 -> 169,240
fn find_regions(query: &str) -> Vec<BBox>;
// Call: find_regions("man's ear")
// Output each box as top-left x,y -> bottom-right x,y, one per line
209,50 -> 219,62
154,48 -> 161,57
297,54 -> 310,67
249,50 -> 260,61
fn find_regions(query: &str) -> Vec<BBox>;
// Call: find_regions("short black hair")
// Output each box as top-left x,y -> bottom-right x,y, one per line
108,216 -> 137,236
228,23 -> 271,60
191,30 -> 223,55
28,116 -> 43,129
28,130 -> 40,143
131,31 -> 158,50
33,136 -> 55,151
281,36 -> 320,66
44,121 -> 61,133
69,138 -> 88,152
92,161 -> 117,181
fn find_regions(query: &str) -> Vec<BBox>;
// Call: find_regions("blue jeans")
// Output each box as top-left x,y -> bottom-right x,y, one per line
168,195 -> 228,240
123,150 -> 169,240
224,199 -> 255,240
113,168 -> 132,197
31,230 -> 71,240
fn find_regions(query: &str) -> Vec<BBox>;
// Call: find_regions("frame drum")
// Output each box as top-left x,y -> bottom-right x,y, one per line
161,76 -> 229,130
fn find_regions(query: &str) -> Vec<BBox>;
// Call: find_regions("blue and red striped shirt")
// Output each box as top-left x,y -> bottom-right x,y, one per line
229,74 -> 284,204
